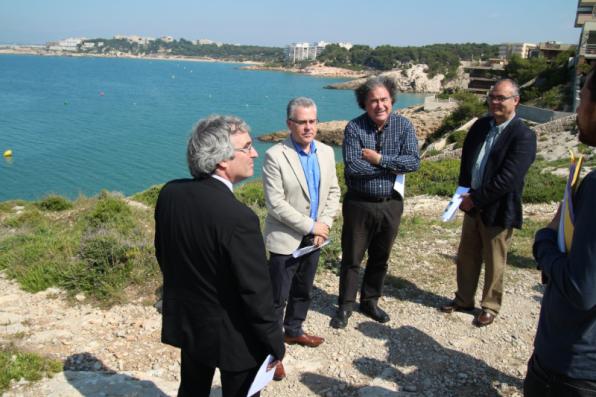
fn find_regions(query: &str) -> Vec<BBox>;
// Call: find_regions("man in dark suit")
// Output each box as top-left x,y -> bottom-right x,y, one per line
441,79 -> 536,327
155,115 -> 285,397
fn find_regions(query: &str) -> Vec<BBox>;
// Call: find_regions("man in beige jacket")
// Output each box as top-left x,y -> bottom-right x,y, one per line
263,97 -> 340,379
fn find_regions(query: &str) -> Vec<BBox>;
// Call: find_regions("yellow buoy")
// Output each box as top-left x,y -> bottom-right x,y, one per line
3,149 -> 12,158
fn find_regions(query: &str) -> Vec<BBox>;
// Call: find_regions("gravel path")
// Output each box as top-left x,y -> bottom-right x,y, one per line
1,197 -> 558,397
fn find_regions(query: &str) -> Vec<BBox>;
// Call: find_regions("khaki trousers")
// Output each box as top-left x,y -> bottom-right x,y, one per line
455,212 -> 513,315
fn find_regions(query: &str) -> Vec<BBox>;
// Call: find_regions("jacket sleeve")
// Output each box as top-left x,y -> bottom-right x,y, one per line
533,175 -> 596,311
227,210 -> 285,361
262,149 -> 313,235
472,125 -> 536,208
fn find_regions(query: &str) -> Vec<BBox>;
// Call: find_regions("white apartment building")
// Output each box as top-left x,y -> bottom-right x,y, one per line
286,41 -> 352,63
47,37 -> 85,52
498,42 -> 537,59
195,39 -> 223,46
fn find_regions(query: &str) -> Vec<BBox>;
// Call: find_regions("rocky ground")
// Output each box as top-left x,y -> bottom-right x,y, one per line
1,197 -> 559,397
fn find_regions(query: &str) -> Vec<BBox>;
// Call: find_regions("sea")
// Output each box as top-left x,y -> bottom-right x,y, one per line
0,54 -> 426,201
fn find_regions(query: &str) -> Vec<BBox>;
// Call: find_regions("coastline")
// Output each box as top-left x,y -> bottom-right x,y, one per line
240,64 -> 368,78
0,47 -> 262,65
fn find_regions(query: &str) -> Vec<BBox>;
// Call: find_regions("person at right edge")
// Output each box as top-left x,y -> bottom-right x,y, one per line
524,67 -> 596,396
440,78 -> 537,327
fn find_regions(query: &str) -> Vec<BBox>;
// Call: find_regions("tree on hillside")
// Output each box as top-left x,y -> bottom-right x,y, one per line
505,55 -> 549,85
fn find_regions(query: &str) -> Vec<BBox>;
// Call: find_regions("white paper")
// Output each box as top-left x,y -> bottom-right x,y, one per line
441,186 -> 470,222
393,174 -> 405,199
247,354 -> 275,397
291,239 -> 330,258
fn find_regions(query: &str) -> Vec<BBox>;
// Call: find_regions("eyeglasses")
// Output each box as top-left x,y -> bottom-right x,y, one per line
487,94 -> 517,103
234,143 -> 255,154
289,118 -> 318,126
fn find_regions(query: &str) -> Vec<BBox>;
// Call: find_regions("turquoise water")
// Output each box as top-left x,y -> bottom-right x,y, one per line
0,54 -> 425,201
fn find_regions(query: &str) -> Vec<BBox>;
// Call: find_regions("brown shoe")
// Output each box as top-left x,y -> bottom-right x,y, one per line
273,361 -> 285,381
475,310 -> 495,327
440,300 -> 474,314
284,332 -> 324,347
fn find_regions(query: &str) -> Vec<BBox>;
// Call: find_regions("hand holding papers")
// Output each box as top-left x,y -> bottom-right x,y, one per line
393,174 -> 405,199
441,186 -> 470,222
292,239 -> 330,258
247,355 -> 276,397
557,151 -> 584,253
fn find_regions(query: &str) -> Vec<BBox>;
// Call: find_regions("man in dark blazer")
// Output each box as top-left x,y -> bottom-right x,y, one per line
155,115 -> 285,397
441,79 -> 536,327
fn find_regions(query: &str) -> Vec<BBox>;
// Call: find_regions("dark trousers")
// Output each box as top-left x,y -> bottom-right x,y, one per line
178,350 -> 260,397
338,193 -> 403,308
268,248 -> 320,337
524,354 -> 596,397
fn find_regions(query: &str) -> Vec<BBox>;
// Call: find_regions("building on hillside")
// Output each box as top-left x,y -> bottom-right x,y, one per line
286,41 -> 327,63
46,37 -> 85,52
113,35 -> 154,45
498,43 -> 536,59
160,36 -> 174,43
337,42 -> 353,51
195,39 -> 223,46
533,41 -> 576,60
461,59 -> 506,94
574,0 -> 596,110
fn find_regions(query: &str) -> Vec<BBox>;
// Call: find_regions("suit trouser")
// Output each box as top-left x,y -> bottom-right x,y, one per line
524,353 -> 596,397
268,248 -> 320,337
455,212 -> 512,315
178,350 -> 260,397
338,193 -> 403,309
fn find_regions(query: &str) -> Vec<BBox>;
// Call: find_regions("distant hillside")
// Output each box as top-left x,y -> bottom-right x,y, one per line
80,38 -> 285,63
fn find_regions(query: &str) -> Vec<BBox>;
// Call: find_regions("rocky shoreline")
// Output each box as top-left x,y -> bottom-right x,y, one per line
240,63 -> 368,78
258,102 -> 458,147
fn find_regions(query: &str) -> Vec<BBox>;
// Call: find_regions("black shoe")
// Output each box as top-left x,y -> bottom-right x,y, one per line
439,300 -> 474,314
330,308 -> 352,329
359,302 -> 390,323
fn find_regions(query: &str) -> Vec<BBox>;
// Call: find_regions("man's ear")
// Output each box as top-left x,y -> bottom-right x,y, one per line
216,160 -> 229,171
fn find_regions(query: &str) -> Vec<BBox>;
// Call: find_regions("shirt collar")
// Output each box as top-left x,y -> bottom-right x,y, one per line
491,113 -> 515,133
365,112 -> 392,132
211,174 -> 233,192
290,136 -> 317,155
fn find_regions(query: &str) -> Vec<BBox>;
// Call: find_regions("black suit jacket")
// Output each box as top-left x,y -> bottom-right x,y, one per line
154,177 -> 285,372
459,116 -> 537,229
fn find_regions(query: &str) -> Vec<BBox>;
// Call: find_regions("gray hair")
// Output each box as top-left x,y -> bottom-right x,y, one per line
286,97 -> 317,120
186,115 -> 250,178
493,78 -> 520,97
355,76 -> 397,110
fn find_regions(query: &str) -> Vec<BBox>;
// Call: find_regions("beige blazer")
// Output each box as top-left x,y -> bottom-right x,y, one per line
263,137 -> 341,255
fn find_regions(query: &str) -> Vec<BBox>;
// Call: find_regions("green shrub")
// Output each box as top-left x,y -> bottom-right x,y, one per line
59,229 -> 133,303
0,347 -> 62,393
0,229 -> 76,292
523,162 -> 565,203
3,209 -> 46,229
429,92 -> 485,143
236,180 -> 266,208
408,159 -> 460,196
447,130 -> 468,149
35,195 -> 73,211
0,200 -> 28,214
130,184 -> 163,208
82,191 -> 134,232
78,229 -> 129,273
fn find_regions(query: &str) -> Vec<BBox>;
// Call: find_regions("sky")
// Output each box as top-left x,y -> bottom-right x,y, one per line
0,0 -> 581,47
